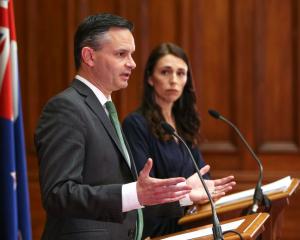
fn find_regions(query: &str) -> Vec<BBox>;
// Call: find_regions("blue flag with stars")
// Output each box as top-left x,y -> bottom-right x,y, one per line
0,0 -> 32,239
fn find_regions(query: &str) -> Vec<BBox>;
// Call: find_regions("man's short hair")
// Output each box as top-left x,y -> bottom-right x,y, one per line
74,13 -> 134,70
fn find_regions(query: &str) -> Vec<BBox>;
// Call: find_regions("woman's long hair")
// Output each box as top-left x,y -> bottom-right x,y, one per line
139,43 -> 201,145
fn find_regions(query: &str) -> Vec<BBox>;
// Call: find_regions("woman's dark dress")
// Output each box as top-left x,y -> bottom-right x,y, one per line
123,112 -> 208,238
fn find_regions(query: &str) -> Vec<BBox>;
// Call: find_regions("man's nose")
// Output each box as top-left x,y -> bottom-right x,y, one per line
126,56 -> 136,69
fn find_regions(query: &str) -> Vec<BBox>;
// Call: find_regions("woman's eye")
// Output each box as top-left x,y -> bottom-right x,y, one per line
161,70 -> 170,75
177,71 -> 186,77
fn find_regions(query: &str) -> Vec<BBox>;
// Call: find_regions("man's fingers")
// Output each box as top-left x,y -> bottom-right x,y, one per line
151,183 -> 191,195
139,158 -> 153,178
189,189 -> 210,203
151,177 -> 188,188
137,166 -> 192,206
139,159 -> 188,187
212,191 -> 225,200
151,189 -> 190,199
215,183 -> 235,193
211,182 -> 235,198
140,189 -> 191,206
216,180 -> 236,188
214,175 -> 235,186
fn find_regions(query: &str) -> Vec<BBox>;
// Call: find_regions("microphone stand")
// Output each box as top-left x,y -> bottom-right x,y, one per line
162,122 -> 223,240
208,110 -> 271,214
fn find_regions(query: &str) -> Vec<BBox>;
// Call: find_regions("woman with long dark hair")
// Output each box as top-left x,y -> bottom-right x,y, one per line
123,43 -> 235,238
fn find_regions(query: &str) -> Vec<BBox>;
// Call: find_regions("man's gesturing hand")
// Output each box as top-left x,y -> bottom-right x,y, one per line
137,158 -> 191,206
186,165 -> 236,203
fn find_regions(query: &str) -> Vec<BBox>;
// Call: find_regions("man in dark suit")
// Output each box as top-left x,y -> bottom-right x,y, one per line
34,13 -> 193,240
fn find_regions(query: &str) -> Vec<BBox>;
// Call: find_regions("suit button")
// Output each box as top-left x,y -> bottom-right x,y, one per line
128,229 -> 135,239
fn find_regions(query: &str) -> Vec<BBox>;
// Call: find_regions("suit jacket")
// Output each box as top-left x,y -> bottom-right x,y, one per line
35,80 -> 138,240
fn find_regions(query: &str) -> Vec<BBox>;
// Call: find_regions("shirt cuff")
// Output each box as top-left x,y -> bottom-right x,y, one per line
122,182 -> 144,212
178,181 -> 193,206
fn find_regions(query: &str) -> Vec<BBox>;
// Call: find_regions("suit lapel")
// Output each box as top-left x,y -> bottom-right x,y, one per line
71,80 -> 132,170
123,131 -> 138,179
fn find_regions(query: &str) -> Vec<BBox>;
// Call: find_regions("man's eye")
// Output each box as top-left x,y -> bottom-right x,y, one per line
117,52 -> 125,57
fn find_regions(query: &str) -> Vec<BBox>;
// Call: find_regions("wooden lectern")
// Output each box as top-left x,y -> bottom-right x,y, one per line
178,178 -> 299,240
151,212 -> 269,240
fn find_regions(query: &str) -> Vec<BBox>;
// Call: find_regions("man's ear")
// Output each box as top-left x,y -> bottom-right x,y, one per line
81,47 -> 95,67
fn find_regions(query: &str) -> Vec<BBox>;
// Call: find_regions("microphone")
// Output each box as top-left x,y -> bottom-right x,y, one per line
162,122 -> 223,240
208,109 -> 270,213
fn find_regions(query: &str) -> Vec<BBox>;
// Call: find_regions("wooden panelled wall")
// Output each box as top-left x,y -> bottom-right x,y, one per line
14,0 -> 300,239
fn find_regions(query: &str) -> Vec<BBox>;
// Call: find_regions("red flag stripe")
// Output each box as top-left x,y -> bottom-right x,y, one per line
8,0 -> 16,41
0,0 -> 14,120
0,4 -> 9,28
0,56 -> 13,120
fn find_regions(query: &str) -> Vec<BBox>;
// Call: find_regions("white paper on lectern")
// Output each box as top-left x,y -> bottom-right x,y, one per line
161,219 -> 244,240
215,176 -> 292,206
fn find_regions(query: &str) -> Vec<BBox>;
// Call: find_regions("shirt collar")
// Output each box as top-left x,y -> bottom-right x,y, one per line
75,75 -> 111,106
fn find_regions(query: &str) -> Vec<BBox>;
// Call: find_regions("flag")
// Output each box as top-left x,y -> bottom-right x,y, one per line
0,0 -> 32,239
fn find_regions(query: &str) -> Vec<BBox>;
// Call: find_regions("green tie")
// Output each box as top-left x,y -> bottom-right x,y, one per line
136,208 -> 143,240
105,101 -> 143,240
105,101 -> 131,167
